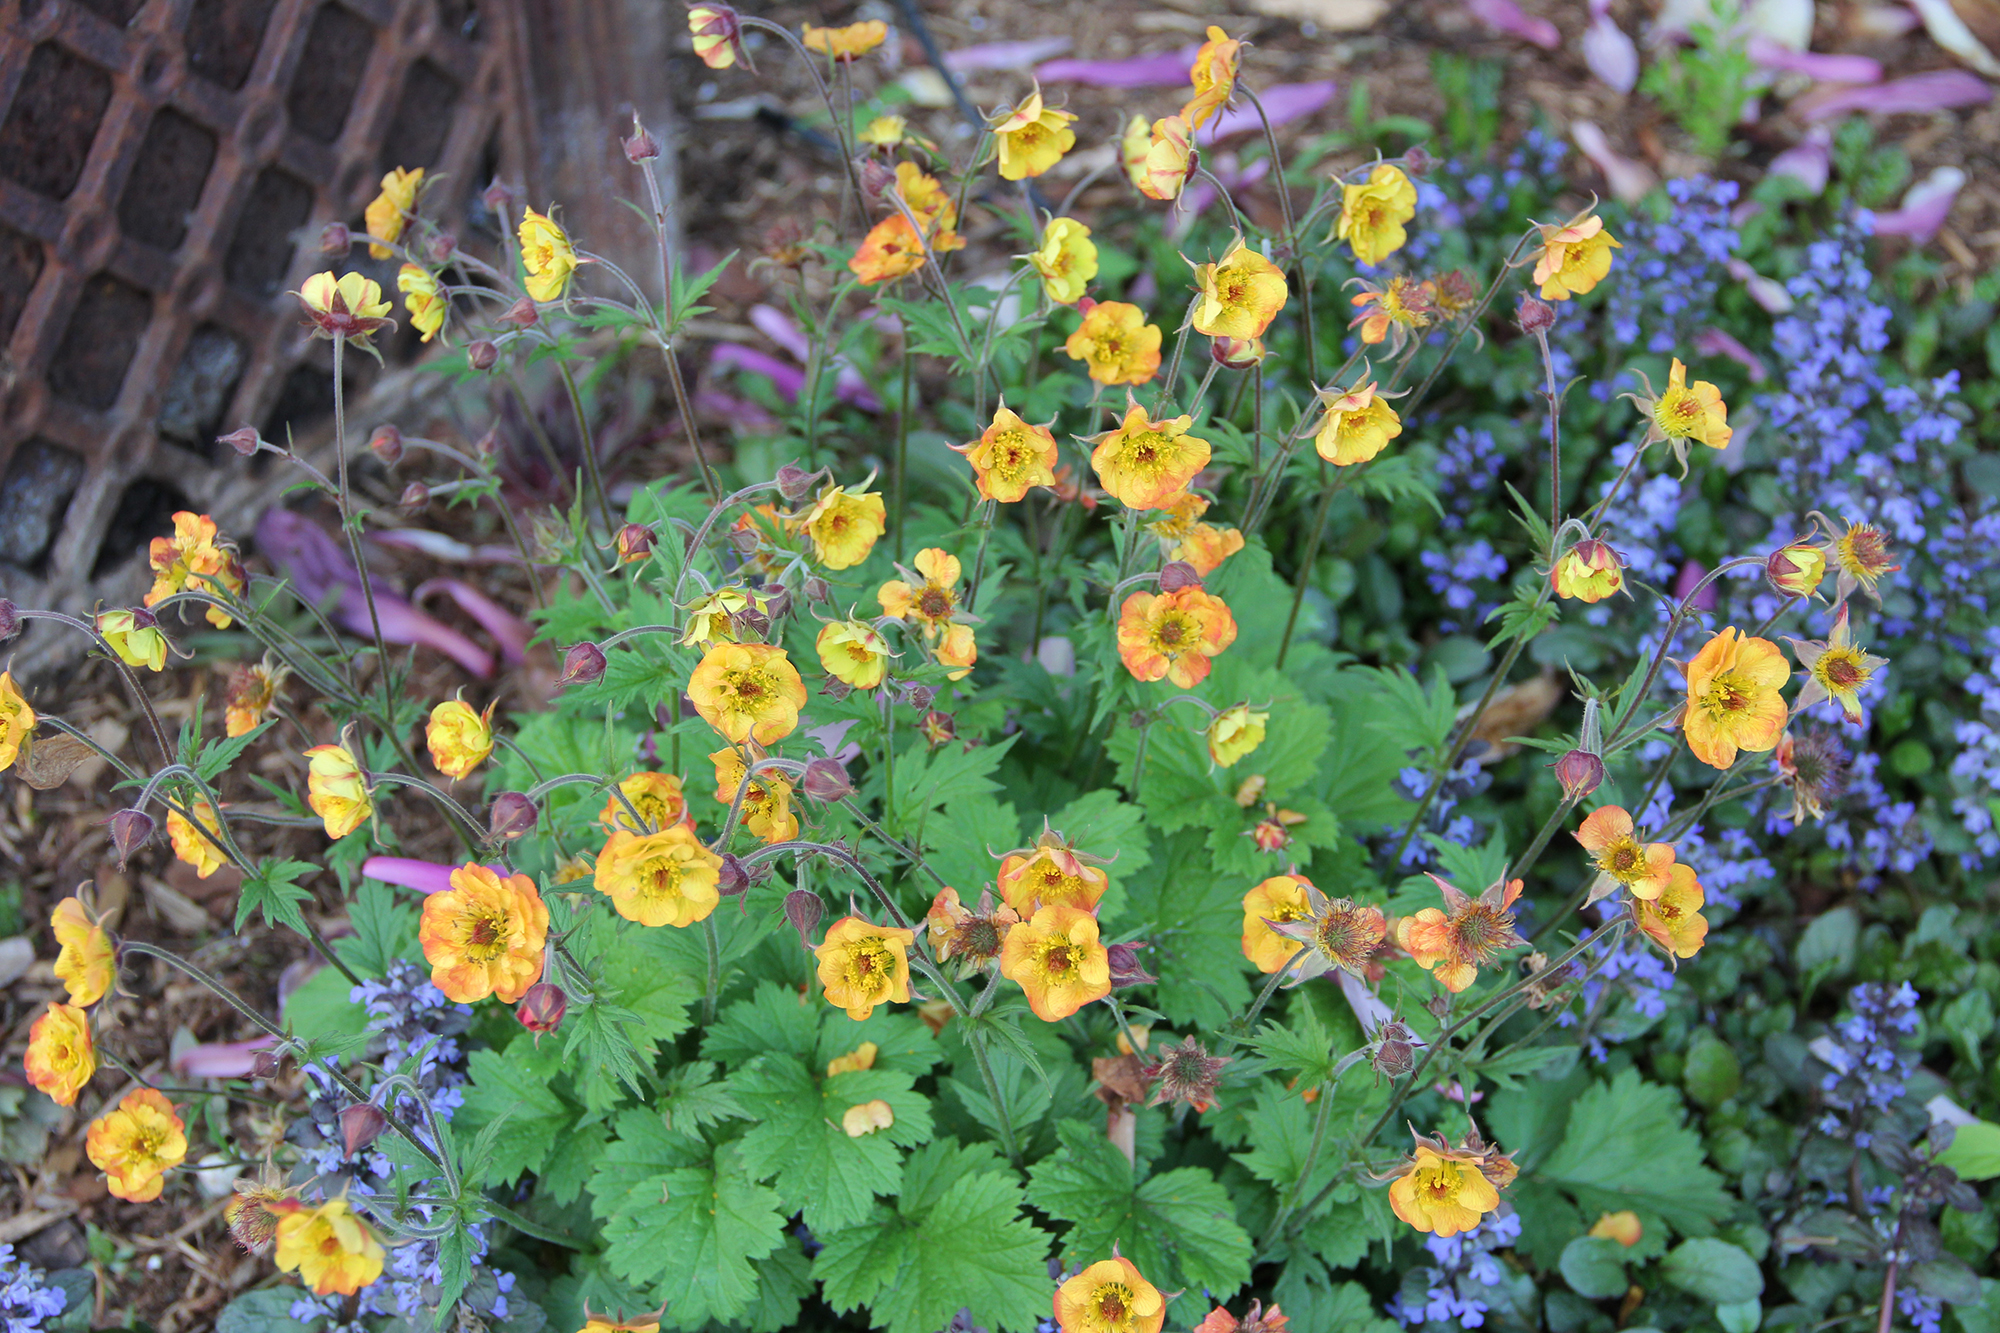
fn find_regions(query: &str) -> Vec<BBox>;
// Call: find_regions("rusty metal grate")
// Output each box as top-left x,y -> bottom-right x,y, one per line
0,0 -> 536,664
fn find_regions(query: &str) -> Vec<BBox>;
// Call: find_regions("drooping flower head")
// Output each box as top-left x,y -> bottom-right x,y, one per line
710,746 -> 800,843
417,864 -> 549,1003
1089,400 -> 1211,510
1786,605 -> 1887,725
98,608 -> 167,672
878,548 -> 965,637
1241,875 -> 1312,974
1820,516 -> 1901,605
1121,114 -> 1152,190
861,115 -> 936,151
1573,805 -> 1674,901
364,166 -> 424,258
595,825 -> 724,927
86,1088 -> 187,1202
1387,1132 -> 1514,1236
802,20 -> 887,60
223,658 -> 286,736
1054,1255 -> 1165,1333
295,271 -> 393,343
1029,217 -> 1098,305
25,1001 -> 95,1106
1551,538 -> 1625,603
990,86 -> 1077,181
51,896 -> 114,1007
1182,26 -> 1241,129
1683,627 -> 1790,769
518,207 -> 578,303
926,886 -> 1021,975
850,215 -> 928,285
936,621 -> 978,681
303,743 -> 373,839
225,1181 -> 292,1254
997,826 -> 1110,915
1531,211 -> 1620,301
273,1198 -> 385,1296
1174,520 -> 1245,575
1348,274 -> 1434,351
1000,903 -> 1112,1021
1137,115 -> 1197,201
817,618 -> 893,690
1623,357 -> 1731,474
397,263 -> 447,342
145,511 -> 244,628
599,771 -> 691,834
1065,301 -> 1163,387
1116,587 -> 1237,688
1395,874 -> 1524,993
798,480 -> 887,569
892,164 -> 965,252
1264,882 -> 1388,984
1765,541 -> 1828,600
167,798 -> 227,879
816,916 -> 916,1019
1207,703 -> 1267,768
954,403 -> 1061,501
1335,163 -> 1417,266
1311,378 -> 1403,466
1775,727 -> 1848,825
688,642 -> 807,744
0,670 -> 34,774
426,698 -> 496,780
688,3 -> 747,69
679,585 -> 769,647
1190,237 -> 1288,340
1633,863 -> 1708,960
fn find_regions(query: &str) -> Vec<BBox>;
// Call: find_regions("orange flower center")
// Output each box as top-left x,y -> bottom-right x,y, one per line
1820,652 -> 1864,688
918,587 -> 953,620
1096,1286 -> 1132,1322
1700,672 -> 1757,717
461,908 -> 510,961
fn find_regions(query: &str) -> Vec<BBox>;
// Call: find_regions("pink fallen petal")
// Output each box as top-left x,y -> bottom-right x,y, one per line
1171,158 -> 1271,238
1801,69 -> 1991,120
1746,35 -> 1883,83
1570,120 -> 1657,204
693,387 -> 779,431
1694,327 -> 1768,382
833,366 -> 883,412
411,578 -> 531,665
1674,560 -> 1718,612
368,530 -> 528,565
738,311 -> 884,412
1727,258 -> 1795,313
1866,165 -> 1966,241
362,856 -> 502,895
172,1035 -> 279,1079
1197,80 -> 1337,143
1036,45 -> 1199,87
945,36 -> 1072,72
712,343 -> 807,399
1583,13 -> 1640,93
1465,0 -> 1561,49
1767,125 -> 1832,193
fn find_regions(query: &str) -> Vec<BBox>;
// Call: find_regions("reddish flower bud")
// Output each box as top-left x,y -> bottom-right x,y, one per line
624,126 -> 662,162
1551,749 -> 1605,802
474,426 -> 501,459
1209,335 -> 1266,370
1158,561 -> 1203,592
919,709 -> 956,748
516,982 -> 567,1038
126,606 -> 159,632
481,178 -> 516,215
802,757 -> 855,802
784,888 -> 823,949
338,1102 -> 388,1157
899,681 -> 937,711
731,608 -> 771,640
218,426 -> 263,457
0,599 -> 18,642
760,585 -> 794,621
1369,1018 -> 1420,1079
487,792 -> 539,842
319,222 -> 352,257
1107,942 -> 1157,987
858,156 -> 894,206
804,576 -> 833,605
719,854 -> 753,897
1403,145 -> 1436,176
368,424 -> 404,465
557,641 -> 607,688
1766,542 -> 1826,599
428,233 -> 457,263
774,462 -> 816,504
399,482 -> 430,510
615,522 -> 657,564
466,340 -> 498,372
498,296 -> 539,329
1250,818 -> 1290,853
1516,294 -> 1557,335
251,1049 -> 282,1079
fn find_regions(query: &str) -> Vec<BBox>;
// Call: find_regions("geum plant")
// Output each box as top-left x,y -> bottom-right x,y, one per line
0,8 -> 1932,1333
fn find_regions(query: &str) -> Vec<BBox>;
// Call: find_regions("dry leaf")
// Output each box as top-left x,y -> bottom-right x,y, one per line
1244,0 -> 1389,31
1463,671 -> 1566,762
1908,0 -> 2000,77
15,732 -> 96,790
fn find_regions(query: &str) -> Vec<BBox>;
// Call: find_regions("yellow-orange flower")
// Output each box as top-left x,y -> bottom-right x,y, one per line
689,642 -> 807,745
364,166 -> 424,259
997,831 -> 1109,915
1349,275 -> 1433,351
688,3 -> 744,69
1064,301 -> 1162,387
1000,903 -> 1111,1022
1336,164 -> 1418,266
1190,238 -> 1288,340
1175,522 -> 1244,575
991,87 -> 1077,181
298,271 -> 393,343
710,746 -> 800,844
1389,1143 -> 1503,1237
679,585 -> 767,647
936,621 -> 978,681
1551,539 -> 1624,603
1116,587 -> 1237,689
953,402 -> 1059,502
1137,115 -> 1196,202
274,1198 -> 385,1297
1533,213 -> 1620,301
519,207 -> 578,303
1241,875 -> 1312,974
1625,357 -> 1730,475
1029,217 -> 1098,305
878,548 -> 963,637
818,618 -> 893,690
1592,1211 -> 1645,1247
799,481 -> 887,570
1311,379 -> 1403,466
1396,874 -> 1524,993
1262,881 -> 1388,983
98,608 -> 166,672
894,161 -> 966,252
397,263 -> 446,343
224,659 -> 285,737
1767,542 -> 1827,600
1121,114 -> 1152,191
426,699 -> 495,780
1089,401 -> 1211,510
582,1317 -> 663,1333
167,798 -> 227,880
1181,25 -> 1241,129
1827,519 -> 1901,605
599,771 -> 691,834
1683,627 -> 1790,769
803,20 -> 887,60
1574,805 -> 1674,901
418,863 -> 548,1003
51,896 -> 114,1007
1634,863 -> 1709,959
1149,488 -> 1206,550
303,743 -> 372,839
25,1001 -> 94,1106
850,215 -> 928,285
1207,703 -> 1267,768
145,511 -> 244,628
594,824 -> 724,927
1787,605 -> 1887,725
0,670 -> 33,773
86,1088 -> 186,1202
1055,1255 -> 1165,1333
817,916 -> 916,1020
862,115 -> 931,150
926,886 -> 1020,970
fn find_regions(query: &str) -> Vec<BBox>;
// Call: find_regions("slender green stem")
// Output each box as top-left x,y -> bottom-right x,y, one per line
330,337 -> 401,741
701,914 -> 721,1026
552,355 -> 616,534
840,797 -> 949,888
1261,1064 -> 1340,1250
1274,463 -> 1350,668
963,1015 -> 1022,1169
965,499 -> 998,610
896,344 -> 914,561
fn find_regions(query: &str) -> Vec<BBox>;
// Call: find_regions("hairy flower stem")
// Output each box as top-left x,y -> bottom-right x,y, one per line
1404,227 -> 1541,415
329,338 -> 401,740
366,772 -> 486,856
1274,461 -> 1351,669
965,499 -> 999,609
1532,326 -> 1563,538
743,19 -> 866,231
17,611 -> 173,763
632,142 -> 724,502
701,914 -> 721,1026
550,355 -> 616,535
1243,83 -> 1319,386
1603,555 -> 1762,748
840,797 -> 950,889
1153,296 -> 1203,416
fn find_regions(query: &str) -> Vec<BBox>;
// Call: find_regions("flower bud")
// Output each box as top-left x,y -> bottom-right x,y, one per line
487,792 -> 539,842
368,424 -> 404,465
399,482 -> 430,510
1550,538 -> 1624,603
615,522 -> 657,564
919,709 -> 956,747
774,462 -> 817,504
319,221 -> 352,257
481,178 -> 516,215
1766,542 -> 1826,599
466,339 -> 498,372
128,606 -> 159,632
1551,749 -> 1605,802
802,757 -> 855,802
899,681 -> 936,712
497,295 -> 539,329
624,125 -> 662,162
338,1102 -> 388,1157
1369,1019 -> 1420,1079
1403,145 -> 1436,176
218,426 -> 263,457
804,576 -> 832,606
0,599 -> 17,642
1157,561 -> 1203,592
731,608 -> 770,640
516,982 -> 567,1037
1106,942 -> 1157,987
1589,1210 -> 1644,1247
784,888 -> 824,949
1209,335 -> 1266,370
557,641 -> 607,688
719,854 -> 752,897
428,233 -> 457,263
1250,818 -> 1290,852
251,1049 -> 282,1079
761,585 -> 794,621
858,156 -> 894,206
1516,293 -> 1557,335
474,425 -> 501,459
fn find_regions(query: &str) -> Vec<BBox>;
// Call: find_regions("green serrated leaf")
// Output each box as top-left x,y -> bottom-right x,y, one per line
334,879 -> 419,979
236,858 -> 317,936
731,1053 -> 934,1232
1533,1069 -> 1734,1236
456,1037 -> 575,1186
